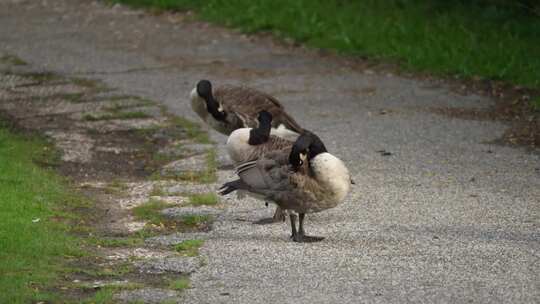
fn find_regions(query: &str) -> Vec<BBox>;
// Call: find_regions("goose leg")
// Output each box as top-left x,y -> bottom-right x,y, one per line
297,213 -> 324,243
253,206 -> 286,225
272,206 -> 286,222
289,213 -> 300,242
298,213 -> 306,236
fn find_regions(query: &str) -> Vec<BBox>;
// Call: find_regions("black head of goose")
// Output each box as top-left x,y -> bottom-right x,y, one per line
189,80 -> 304,140
219,131 -> 351,242
190,79 -> 226,123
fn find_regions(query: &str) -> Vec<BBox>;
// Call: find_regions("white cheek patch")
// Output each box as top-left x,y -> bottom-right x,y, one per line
189,87 -> 199,100
190,88 -> 206,109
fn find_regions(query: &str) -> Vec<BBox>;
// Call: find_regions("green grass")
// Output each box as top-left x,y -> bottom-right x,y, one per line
132,198 -> 173,224
80,282 -> 143,304
83,110 -> 151,121
61,92 -> 86,103
24,71 -> 64,83
152,149 -> 217,183
102,101 -> 153,112
188,192 -> 219,206
171,116 -> 211,144
0,54 -> 27,66
532,96 -> 540,111
70,261 -> 135,279
103,179 -> 129,195
180,214 -> 212,227
112,0 -> 540,90
70,77 -> 107,90
149,184 -> 167,196
169,277 -> 191,291
82,288 -> 114,304
173,239 -> 205,256
131,199 -> 212,232
0,126 -> 86,303
89,236 -> 144,248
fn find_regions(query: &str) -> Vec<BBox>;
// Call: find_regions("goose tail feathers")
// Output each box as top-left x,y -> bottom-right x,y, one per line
218,179 -> 249,196
235,160 -> 258,175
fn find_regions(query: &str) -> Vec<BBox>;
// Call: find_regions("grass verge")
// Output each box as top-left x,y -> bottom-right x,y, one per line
83,110 -> 151,121
111,0 -> 540,91
169,277 -> 191,291
132,199 -> 213,232
188,192 -> 218,206
170,116 -> 211,144
89,236 -> 145,248
152,149 -> 217,183
132,198 -> 174,225
180,214 -> 212,227
173,239 -> 204,256
0,126 -> 86,303
0,54 -> 27,66
80,282 -> 143,304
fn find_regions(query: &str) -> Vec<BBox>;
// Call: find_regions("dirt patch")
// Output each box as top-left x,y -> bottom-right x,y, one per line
426,85 -> 539,149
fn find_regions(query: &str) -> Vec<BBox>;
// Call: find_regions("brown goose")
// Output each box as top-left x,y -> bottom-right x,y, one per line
219,131 -> 351,242
189,80 -> 304,141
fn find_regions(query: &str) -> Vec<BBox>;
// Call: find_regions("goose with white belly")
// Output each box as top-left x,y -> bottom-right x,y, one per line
219,131 -> 351,242
189,80 -> 304,141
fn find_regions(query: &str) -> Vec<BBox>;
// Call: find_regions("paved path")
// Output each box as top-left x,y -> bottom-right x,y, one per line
1,0 -> 539,303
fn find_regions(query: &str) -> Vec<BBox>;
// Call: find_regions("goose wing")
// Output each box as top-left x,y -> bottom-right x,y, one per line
214,86 -> 304,133
223,148 -> 287,193
235,150 -> 290,190
226,152 -> 327,212
243,136 -> 293,163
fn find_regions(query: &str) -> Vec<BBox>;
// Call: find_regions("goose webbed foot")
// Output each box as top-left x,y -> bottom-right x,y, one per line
290,231 -> 325,243
289,213 -> 324,243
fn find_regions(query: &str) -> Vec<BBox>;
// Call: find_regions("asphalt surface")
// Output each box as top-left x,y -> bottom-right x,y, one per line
1,0 -> 539,303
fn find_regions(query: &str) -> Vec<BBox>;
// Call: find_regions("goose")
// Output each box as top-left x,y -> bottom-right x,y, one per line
219,131 -> 351,242
226,110 -> 296,222
189,80 -> 304,223
189,80 -> 304,141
